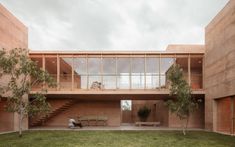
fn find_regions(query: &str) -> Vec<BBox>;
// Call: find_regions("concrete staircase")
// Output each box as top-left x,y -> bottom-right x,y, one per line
30,99 -> 77,127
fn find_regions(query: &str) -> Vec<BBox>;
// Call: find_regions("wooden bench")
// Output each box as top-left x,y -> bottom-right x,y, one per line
135,122 -> 160,127
77,116 -> 108,126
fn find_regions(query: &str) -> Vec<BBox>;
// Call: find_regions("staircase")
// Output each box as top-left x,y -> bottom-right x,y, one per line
30,99 -> 77,127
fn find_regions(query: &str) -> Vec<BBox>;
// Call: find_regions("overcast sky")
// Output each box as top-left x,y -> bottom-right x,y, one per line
1,0 -> 229,51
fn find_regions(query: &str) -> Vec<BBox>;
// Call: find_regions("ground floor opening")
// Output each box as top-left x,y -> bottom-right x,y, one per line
28,94 -> 205,129
121,99 -> 204,128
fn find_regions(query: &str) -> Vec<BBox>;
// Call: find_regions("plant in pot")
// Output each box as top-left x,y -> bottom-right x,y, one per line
137,106 -> 151,122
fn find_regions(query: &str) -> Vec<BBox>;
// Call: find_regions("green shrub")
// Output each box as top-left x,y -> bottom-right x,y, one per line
137,106 -> 151,122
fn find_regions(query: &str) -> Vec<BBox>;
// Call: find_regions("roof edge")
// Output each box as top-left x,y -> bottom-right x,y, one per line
29,44 -> 205,55
205,0 -> 235,32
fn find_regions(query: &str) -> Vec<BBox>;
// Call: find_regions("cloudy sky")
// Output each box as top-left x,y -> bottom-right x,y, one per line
1,0 -> 229,51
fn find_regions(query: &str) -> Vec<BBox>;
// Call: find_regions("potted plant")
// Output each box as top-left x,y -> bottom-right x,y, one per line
137,106 -> 151,122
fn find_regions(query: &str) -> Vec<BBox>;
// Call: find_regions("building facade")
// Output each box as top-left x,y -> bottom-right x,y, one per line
0,4 -> 28,132
0,0 -> 234,135
28,49 -> 204,128
204,0 -> 235,134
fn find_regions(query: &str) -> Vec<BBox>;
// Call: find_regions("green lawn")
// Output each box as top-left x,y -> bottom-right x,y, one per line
0,131 -> 234,147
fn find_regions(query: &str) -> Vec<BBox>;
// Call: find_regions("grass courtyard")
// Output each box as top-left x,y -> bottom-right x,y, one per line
0,130 -> 234,147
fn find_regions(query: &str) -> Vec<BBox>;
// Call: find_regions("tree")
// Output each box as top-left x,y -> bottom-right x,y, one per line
137,106 -> 151,122
165,64 -> 198,135
0,48 -> 56,137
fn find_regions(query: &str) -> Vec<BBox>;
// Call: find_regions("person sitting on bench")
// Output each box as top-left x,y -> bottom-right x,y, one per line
68,118 -> 82,128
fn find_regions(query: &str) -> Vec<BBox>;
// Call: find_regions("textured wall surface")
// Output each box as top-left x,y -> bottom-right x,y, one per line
204,0 -> 235,130
0,4 -> 27,49
30,99 -> 121,127
125,100 -> 204,128
0,100 -> 14,132
0,4 -> 28,132
168,101 -> 205,128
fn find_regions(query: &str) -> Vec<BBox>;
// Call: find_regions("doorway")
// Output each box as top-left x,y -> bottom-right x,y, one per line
121,100 -> 133,125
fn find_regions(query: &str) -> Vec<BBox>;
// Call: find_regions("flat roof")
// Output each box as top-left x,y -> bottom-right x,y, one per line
29,44 -> 204,55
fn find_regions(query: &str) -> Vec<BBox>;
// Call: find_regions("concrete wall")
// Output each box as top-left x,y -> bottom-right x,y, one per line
0,4 -> 28,132
0,4 -> 27,49
204,0 -> 235,130
0,100 -> 14,132
128,99 -> 204,128
30,99 -> 121,127
155,101 -> 169,126
168,100 -> 205,128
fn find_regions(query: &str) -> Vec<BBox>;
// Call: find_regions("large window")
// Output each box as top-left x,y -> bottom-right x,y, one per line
45,57 -> 57,90
131,57 -> 145,89
88,57 -> 101,89
175,56 -> 189,82
74,57 -> 87,90
60,57 -> 72,90
30,54 -> 203,91
103,57 -> 116,89
31,57 -> 43,90
191,57 -> 203,89
146,57 -> 160,89
117,57 -> 130,89
160,57 -> 175,89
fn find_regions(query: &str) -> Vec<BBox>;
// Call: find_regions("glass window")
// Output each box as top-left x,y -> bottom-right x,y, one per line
74,58 -> 87,75
146,57 -> 160,89
160,57 -> 175,89
89,76 -> 102,89
191,57 -> 203,89
88,58 -> 101,74
60,57 -> 72,90
117,58 -> 130,89
131,58 -> 145,89
74,57 -> 87,90
103,57 -> 116,74
103,57 -> 116,89
31,57 -> 43,90
103,76 -> 116,89
45,57 -> 57,90
88,57 -> 101,89
176,57 -> 188,82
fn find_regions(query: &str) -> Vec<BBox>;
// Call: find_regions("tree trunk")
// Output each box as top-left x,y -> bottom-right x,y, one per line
182,116 -> 189,135
182,123 -> 186,135
18,105 -> 23,137
18,114 -> 22,137
185,116 -> 189,134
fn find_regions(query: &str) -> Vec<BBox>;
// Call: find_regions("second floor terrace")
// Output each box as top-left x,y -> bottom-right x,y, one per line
29,46 -> 204,95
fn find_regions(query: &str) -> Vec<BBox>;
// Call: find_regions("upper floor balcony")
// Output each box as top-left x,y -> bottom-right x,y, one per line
29,50 -> 204,95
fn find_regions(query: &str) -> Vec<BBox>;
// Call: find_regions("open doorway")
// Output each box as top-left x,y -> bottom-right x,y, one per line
121,100 -> 133,125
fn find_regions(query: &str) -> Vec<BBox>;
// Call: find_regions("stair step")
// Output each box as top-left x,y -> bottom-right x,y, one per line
31,100 -> 77,127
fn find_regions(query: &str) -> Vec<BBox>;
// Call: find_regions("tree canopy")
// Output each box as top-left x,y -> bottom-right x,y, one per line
0,48 -> 56,137
166,64 -> 198,135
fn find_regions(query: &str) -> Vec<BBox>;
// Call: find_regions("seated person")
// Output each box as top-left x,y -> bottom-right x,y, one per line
68,118 -> 82,128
